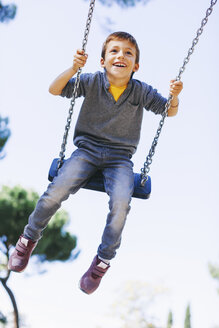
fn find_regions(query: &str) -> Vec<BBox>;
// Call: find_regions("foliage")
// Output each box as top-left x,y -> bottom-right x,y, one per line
0,1 -> 16,23
167,310 -> 173,328
184,304 -> 191,328
209,262 -> 219,294
0,185 -> 77,262
35,210 -> 77,262
86,0 -> 150,8
0,311 -> 7,324
0,117 -> 10,159
111,280 -> 166,328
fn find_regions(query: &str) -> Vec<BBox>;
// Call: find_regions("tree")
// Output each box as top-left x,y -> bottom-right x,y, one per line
0,0 -> 15,158
0,311 -> 7,325
0,117 -> 10,159
184,304 -> 191,328
0,1 -> 16,23
0,0 -> 16,155
167,310 -> 173,328
86,0 -> 150,7
111,280 -> 166,328
0,185 -> 78,328
209,262 -> 219,294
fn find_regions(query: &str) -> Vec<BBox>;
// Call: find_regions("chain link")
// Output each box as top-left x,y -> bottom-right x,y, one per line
141,0 -> 217,186
58,0 -> 96,167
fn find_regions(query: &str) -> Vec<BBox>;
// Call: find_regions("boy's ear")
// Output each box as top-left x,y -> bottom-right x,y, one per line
133,63 -> 139,72
100,58 -> 105,68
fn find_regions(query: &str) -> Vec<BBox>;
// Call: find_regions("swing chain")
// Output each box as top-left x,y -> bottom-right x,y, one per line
58,0 -> 96,167
140,96 -> 171,186
140,0 -> 217,186
177,0 -> 217,80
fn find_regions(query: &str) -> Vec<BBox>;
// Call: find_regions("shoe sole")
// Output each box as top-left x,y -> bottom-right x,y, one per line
8,267 -> 25,273
78,280 -> 89,294
8,263 -> 26,273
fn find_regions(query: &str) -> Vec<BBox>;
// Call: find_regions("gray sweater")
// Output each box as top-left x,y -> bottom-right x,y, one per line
61,71 -> 167,154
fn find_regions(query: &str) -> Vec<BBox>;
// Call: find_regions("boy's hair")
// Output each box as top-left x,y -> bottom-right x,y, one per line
101,31 -> 140,64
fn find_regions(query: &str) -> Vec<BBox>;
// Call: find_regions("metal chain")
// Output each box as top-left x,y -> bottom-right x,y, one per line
58,0 -> 96,167
140,0 -> 217,186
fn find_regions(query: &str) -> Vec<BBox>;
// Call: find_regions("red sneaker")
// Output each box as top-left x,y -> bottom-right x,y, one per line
8,235 -> 37,272
79,255 -> 110,294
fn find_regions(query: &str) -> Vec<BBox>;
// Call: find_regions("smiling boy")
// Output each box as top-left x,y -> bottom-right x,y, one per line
9,32 -> 183,295
101,38 -> 139,86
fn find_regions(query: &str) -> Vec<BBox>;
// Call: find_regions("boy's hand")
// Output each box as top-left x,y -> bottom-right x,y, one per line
169,79 -> 183,97
72,49 -> 88,71
167,79 -> 183,116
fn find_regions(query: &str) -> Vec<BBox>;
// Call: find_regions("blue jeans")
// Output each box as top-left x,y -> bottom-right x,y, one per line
24,143 -> 134,260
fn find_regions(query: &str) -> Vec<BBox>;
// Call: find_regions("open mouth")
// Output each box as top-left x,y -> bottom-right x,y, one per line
113,62 -> 127,68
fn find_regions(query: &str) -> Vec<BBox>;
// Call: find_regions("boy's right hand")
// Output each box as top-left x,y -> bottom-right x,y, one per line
73,49 -> 88,71
49,49 -> 88,95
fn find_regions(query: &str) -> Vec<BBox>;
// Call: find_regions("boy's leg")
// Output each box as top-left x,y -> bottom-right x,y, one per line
79,154 -> 134,294
24,148 -> 98,241
8,147 -> 98,272
24,149 -> 97,241
98,162 -> 134,260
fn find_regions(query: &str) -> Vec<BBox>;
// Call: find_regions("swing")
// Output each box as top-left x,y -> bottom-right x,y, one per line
48,0 -> 217,199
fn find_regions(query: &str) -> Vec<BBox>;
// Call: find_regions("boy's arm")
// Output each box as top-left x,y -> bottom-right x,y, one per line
167,80 -> 183,117
49,50 -> 88,95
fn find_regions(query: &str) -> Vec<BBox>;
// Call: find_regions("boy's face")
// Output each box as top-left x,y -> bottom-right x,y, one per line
100,39 -> 139,85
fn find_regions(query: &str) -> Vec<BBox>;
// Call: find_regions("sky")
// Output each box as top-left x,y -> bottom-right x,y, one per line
0,0 -> 219,327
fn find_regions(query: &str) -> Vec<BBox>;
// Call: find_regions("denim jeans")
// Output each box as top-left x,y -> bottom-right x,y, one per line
24,142 -> 134,260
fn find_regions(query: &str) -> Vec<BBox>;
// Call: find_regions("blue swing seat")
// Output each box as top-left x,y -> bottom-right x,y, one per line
48,158 -> 151,199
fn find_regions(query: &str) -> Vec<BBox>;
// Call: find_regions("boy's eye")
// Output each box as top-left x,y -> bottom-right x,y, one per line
111,49 -> 117,53
126,51 -> 133,55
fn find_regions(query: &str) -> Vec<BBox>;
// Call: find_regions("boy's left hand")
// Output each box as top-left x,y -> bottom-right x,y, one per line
169,80 -> 183,97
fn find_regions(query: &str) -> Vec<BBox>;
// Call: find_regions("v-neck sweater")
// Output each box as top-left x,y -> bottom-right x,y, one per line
61,71 -> 167,155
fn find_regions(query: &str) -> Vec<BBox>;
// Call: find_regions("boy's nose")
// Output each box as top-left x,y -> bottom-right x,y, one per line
117,50 -> 125,58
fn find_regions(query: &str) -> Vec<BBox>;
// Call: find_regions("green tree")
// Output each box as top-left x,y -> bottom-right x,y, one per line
209,262 -> 219,294
184,304 -> 191,328
0,185 -> 78,328
0,1 -> 16,23
0,117 -> 10,159
167,310 -> 173,328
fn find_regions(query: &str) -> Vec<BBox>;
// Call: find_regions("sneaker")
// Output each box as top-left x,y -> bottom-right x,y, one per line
8,235 -> 37,272
79,255 -> 110,294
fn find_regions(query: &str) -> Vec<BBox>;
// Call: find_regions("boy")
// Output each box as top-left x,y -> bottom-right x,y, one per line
8,32 -> 183,294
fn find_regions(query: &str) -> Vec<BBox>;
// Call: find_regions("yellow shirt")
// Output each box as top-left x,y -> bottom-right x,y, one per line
109,84 -> 127,102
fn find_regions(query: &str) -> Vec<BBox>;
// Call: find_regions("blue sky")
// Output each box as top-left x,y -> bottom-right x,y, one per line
1,0 -> 219,327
